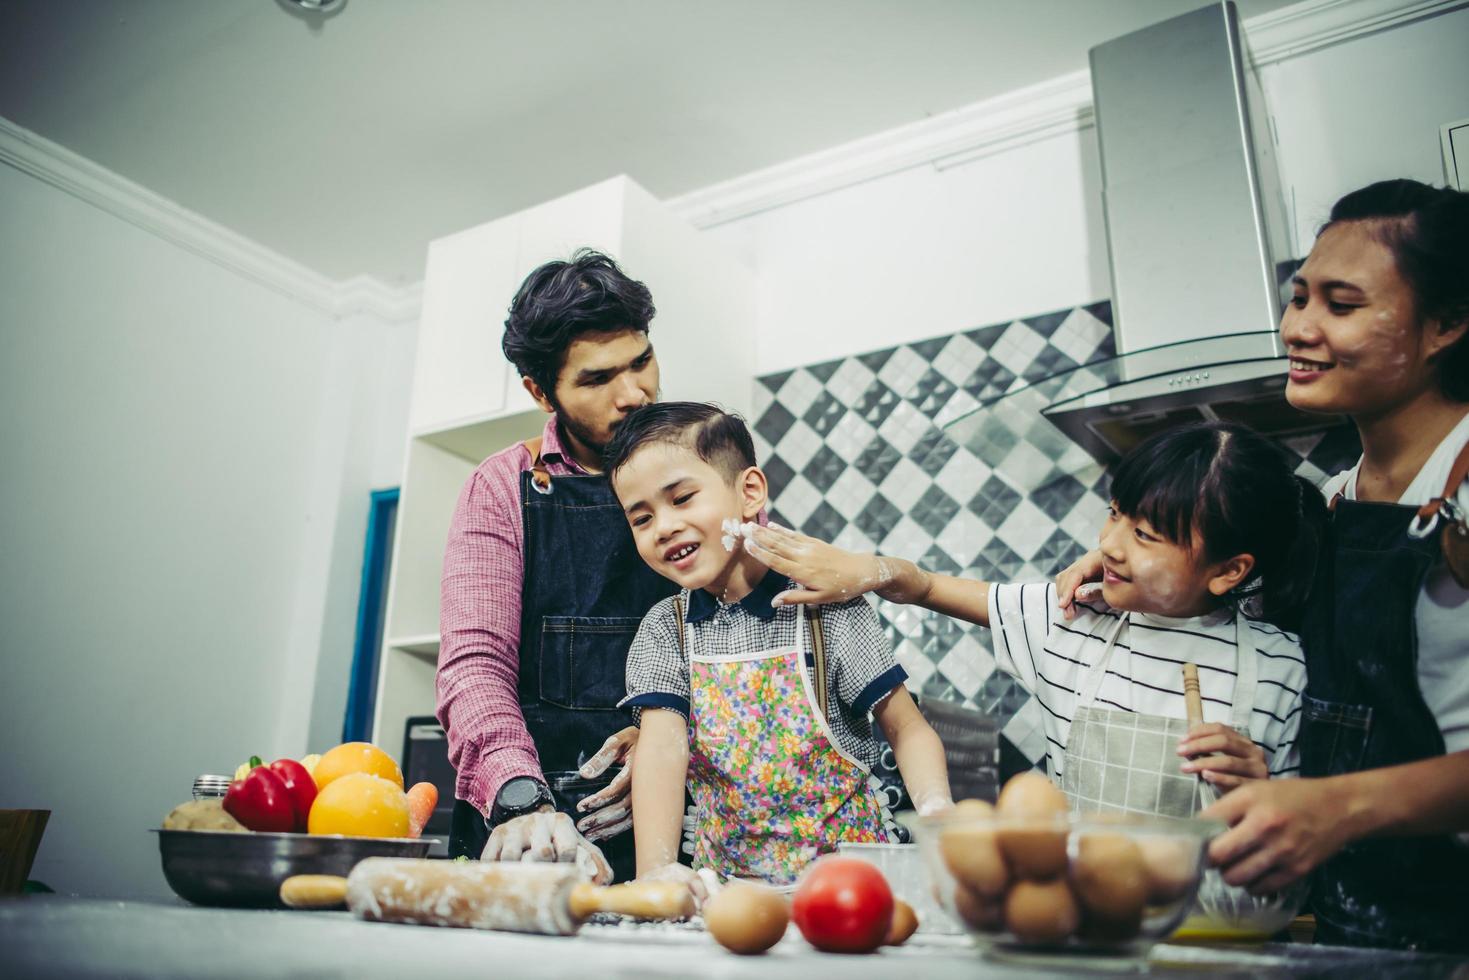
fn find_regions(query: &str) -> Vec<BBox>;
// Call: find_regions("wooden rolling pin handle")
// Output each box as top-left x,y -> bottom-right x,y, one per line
567,880 -> 695,921
280,874 -> 349,909
1182,662 -> 1204,732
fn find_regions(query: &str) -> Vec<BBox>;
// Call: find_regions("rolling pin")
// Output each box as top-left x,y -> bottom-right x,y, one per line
280,858 -> 694,935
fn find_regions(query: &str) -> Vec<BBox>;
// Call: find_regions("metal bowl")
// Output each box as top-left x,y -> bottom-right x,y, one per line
153,829 -> 433,908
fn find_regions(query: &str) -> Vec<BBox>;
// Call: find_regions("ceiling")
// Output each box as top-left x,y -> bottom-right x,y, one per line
0,0 -> 1296,285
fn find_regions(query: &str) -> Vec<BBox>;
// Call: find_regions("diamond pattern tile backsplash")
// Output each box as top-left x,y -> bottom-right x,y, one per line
752,301 -> 1363,780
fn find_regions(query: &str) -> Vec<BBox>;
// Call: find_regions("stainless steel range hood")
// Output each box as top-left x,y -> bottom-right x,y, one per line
960,1 -> 1339,464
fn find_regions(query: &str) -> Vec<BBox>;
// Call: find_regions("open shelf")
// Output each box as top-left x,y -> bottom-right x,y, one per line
414,403 -> 545,465
389,633 -> 441,660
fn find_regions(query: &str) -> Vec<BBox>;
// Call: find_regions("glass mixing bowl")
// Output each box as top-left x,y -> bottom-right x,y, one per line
902,809 -> 1223,961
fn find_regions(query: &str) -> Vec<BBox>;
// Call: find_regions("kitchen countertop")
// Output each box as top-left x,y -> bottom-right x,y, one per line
3,895 -> 1466,979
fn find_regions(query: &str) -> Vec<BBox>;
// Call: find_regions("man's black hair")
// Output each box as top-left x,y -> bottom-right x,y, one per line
603,402 -> 756,485
502,249 -> 656,402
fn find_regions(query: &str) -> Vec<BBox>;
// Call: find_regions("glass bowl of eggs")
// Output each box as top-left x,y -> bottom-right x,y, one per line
903,773 -> 1223,963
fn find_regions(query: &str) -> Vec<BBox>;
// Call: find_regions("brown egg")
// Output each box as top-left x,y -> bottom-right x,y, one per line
939,823 -> 1009,898
704,882 -> 790,955
885,899 -> 919,946
994,772 -> 1070,880
952,797 -> 997,817
950,881 -> 1004,932
996,772 -> 1069,817
1003,878 -> 1081,945
1137,836 -> 1198,905
1070,834 -> 1147,940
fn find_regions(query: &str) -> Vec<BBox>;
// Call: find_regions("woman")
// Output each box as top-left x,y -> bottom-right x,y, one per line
1192,179 -> 1469,952
1054,179 -> 1469,951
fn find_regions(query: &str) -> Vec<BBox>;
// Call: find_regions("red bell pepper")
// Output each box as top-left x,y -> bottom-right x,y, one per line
267,758 -> 318,831
222,757 -> 297,833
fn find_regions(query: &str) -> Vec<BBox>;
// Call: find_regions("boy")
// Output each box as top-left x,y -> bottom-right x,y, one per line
603,402 -> 951,893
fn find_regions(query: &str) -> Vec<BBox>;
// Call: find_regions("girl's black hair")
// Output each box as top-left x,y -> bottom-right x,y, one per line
1110,421 -> 1327,632
1323,179 -> 1469,401
502,249 -> 656,403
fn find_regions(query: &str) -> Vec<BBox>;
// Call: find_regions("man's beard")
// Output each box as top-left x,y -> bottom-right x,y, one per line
552,387 -> 657,459
559,410 -> 609,457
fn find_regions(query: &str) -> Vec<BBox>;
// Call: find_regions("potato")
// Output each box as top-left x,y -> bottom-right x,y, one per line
162,799 -> 246,832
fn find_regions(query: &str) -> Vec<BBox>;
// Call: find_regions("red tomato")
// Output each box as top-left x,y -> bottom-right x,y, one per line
791,856 -> 894,954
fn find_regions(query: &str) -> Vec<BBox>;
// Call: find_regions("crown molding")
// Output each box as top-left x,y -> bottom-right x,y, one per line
666,0 -> 1468,229
1244,0 -> 1466,65
0,115 -> 421,323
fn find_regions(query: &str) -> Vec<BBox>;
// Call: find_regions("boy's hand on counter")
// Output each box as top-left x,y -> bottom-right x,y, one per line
637,862 -> 710,911
576,727 -> 637,842
1054,549 -> 1104,620
1177,723 -> 1268,789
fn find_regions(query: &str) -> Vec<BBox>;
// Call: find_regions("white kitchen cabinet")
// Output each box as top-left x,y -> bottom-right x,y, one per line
372,175 -> 754,754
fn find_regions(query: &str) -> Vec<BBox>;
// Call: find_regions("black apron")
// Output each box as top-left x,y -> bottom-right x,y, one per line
1298,494 -> 1469,952
448,443 -> 676,880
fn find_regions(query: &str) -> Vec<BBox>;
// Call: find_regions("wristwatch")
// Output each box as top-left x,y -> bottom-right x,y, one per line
488,776 -> 554,827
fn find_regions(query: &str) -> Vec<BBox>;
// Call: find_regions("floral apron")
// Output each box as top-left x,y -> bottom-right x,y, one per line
679,597 -> 889,887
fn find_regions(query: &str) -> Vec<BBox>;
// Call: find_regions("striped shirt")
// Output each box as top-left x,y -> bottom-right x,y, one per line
988,582 -> 1305,779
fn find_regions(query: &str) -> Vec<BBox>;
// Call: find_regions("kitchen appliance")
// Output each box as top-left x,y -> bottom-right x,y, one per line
949,1 -> 1343,464
401,716 -> 457,856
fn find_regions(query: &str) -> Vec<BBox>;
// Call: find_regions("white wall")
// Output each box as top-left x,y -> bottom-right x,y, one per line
1262,8 -> 1469,254
700,6 -> 1469,376
0,159 -> 411,898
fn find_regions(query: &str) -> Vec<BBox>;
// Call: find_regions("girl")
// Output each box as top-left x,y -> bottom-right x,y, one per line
745,421 -> 1327,806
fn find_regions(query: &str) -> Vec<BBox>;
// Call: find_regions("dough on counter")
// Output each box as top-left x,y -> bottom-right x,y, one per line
162,799 -> 246,831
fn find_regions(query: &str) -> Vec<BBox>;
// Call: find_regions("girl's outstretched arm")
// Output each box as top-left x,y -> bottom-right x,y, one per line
744,524 -> 993,626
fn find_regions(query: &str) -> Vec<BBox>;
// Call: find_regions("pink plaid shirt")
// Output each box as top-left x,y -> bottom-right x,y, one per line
436,415 -> 590,814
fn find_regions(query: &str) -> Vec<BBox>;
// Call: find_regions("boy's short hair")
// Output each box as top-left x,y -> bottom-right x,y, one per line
603,402 -> 756,485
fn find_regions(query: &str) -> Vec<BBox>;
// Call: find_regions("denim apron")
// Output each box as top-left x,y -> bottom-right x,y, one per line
448,438 -> 676,880
1298,472 -> 1469,952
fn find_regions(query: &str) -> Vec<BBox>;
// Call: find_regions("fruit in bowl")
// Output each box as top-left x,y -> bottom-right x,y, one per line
904,778 -> 1219,958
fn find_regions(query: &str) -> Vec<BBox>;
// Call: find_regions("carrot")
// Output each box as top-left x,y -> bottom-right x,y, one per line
405,782 -> 438,839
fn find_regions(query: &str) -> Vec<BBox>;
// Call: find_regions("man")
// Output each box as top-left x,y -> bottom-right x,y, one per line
437,249 -> 676,881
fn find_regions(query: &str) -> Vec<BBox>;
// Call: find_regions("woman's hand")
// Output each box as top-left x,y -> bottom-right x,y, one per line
743,524 -> 893,605
1177,723 -> 1268,791
1199,777 -> 1353,894
1054,549 -> 1104,621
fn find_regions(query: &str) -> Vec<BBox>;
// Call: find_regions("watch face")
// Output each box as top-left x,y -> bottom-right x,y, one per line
500,778 -> 543,810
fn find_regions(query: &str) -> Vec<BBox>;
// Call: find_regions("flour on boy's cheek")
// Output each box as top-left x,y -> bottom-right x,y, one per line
721,518 -> 758,552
